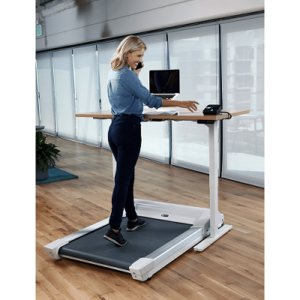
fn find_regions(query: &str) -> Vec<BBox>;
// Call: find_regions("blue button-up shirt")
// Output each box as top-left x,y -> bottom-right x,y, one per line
107,65 -> 163,121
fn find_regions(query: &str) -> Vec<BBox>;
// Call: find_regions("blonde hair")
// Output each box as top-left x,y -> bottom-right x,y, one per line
111,35 -> 147,70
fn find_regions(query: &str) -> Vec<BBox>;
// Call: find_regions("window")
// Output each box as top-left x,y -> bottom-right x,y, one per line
52,49 -> 76,140
35,13 -> 264,187
36,52 -> 56,134
221,16 -> 264,187
138,33 -> 169,163
168,25 -> 219,173
73,45 -> 100,146
97,40 -> 121,148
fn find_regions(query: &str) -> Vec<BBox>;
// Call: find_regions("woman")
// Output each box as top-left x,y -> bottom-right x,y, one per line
103,35 -> 199,246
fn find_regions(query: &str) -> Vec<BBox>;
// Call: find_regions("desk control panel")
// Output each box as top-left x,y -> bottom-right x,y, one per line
197,120 -> 215,124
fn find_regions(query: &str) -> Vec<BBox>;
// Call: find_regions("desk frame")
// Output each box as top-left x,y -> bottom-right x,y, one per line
85,109 -> 249,251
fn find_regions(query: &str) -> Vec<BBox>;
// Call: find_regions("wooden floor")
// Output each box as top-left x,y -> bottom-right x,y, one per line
36,135 -> 264,300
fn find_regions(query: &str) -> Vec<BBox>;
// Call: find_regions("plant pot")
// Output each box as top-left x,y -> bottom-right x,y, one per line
36,164 -> 49,181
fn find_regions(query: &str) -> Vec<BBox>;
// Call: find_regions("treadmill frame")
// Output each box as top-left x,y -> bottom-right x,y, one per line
44,120 -> 234,281
44,199 -> 224,281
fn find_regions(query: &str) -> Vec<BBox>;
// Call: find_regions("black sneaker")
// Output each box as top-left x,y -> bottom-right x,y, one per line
103,228 -> 127,246
126,217 -> 146,231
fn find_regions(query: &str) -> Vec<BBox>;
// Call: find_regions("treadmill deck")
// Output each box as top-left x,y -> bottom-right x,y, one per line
59,217 -> 192,270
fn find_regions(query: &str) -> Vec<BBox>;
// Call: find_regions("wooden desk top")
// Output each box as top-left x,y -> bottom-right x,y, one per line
76,109 -> 250,121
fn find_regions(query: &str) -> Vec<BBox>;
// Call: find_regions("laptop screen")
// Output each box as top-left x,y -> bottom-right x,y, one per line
149,70 -> 180,94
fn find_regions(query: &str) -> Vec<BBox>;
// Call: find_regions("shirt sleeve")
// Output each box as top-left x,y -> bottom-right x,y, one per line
120,70 -> 163,109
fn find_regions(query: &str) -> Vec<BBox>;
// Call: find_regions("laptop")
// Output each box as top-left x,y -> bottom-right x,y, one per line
149,69 -> 180,100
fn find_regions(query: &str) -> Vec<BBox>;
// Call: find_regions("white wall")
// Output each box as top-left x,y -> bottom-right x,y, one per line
36,0 -> 264,51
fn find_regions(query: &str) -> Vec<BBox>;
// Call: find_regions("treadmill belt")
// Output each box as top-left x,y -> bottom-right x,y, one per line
59,217 -> 191,270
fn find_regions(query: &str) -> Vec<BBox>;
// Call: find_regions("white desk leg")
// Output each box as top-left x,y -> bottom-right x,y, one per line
194,121 -> 232,252
112,154 -> 116,178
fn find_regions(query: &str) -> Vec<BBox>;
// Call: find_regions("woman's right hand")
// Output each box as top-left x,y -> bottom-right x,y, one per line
178,101 -> 199,112
131,62 -> 144,77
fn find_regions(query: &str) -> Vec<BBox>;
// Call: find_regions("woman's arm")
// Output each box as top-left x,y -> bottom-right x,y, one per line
162,99 -> 199,113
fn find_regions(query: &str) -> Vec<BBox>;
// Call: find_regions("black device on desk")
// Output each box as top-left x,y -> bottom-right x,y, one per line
203,104 -> 222,115
203,104 -> 232,119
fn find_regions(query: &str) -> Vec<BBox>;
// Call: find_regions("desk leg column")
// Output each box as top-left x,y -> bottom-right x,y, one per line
194,121 -> 232,252
208,122 -> 219,238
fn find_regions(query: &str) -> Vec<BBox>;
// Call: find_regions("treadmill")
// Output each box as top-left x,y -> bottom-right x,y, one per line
45,199 -> 224,281
44,116 -> 235,281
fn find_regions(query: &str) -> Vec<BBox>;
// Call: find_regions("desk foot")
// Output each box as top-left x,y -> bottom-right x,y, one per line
193,224 -> 232,252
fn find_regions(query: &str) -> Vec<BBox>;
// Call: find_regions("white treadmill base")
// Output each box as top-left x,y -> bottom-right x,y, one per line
44,199 -> 230,281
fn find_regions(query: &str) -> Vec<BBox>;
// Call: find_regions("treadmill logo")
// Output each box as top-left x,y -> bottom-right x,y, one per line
161,214 -> 169,217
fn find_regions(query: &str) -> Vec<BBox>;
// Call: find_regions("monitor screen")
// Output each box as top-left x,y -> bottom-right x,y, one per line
149,70 -> 180,94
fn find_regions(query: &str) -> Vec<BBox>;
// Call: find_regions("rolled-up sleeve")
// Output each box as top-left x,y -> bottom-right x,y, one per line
120,70 -> 163,109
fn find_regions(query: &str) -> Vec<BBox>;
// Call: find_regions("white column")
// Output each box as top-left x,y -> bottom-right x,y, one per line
194,121 -> 232,252
208,122 -> 219,238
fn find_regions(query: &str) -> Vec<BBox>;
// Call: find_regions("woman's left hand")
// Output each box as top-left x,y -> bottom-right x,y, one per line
179,101 -> 199,112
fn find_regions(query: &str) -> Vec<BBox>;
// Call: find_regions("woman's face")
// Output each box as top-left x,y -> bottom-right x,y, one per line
126,48 -> 145,69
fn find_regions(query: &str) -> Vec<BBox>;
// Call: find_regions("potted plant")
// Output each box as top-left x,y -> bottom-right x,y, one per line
36,131 -> 61,181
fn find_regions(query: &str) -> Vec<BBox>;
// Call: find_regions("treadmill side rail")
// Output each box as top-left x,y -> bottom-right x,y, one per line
129,228 -> 204,281
44,239 -> 69,260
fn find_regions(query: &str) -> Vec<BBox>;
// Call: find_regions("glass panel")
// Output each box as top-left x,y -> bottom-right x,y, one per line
36,53 -> 56,134
168,25 -> 219,173
221,17 -> 264,187
36,74 -> 40,126
97,40 -> 121,149
36,98 -> 39,126
73,45 -> 100,146
53,49 -> 76,140
138,34 -> 169,163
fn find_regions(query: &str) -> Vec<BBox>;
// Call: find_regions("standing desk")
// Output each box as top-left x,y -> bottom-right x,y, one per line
44,108 -> 249,281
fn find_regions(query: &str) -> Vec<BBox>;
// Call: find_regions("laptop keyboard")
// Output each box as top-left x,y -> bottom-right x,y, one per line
155,94 -> 175,100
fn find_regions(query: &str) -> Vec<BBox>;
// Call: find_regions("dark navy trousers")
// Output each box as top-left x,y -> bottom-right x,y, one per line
108,115 -> 141,230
